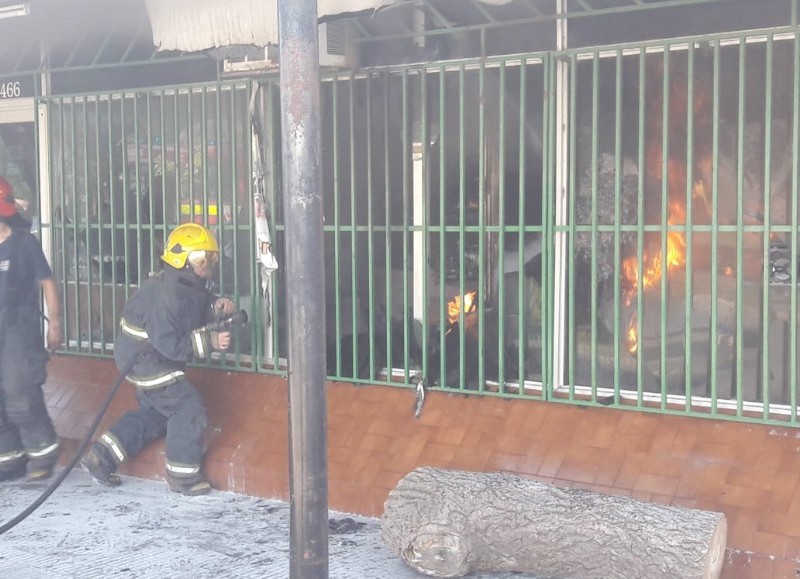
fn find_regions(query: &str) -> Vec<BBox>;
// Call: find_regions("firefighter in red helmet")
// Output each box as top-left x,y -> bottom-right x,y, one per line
81,223 -> 234,495
0,177 -> 62,482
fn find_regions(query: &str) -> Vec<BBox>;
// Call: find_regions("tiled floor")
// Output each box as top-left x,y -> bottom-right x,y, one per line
45,355 -> 800,578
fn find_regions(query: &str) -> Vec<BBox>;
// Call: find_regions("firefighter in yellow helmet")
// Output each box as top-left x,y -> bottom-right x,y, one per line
81,223 -> 234,495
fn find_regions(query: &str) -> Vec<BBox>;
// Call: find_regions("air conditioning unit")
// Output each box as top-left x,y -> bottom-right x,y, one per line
222,21 -> 357,75
318,20 -> 357,68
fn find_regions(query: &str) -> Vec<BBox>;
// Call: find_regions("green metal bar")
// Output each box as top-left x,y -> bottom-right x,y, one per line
761,35 -> 774,420
790,33 -> 800,424
172,90 -> 181,231
590,51 -> 599,402
437,65 -> 447,389
200,88 -> 210,232
401,70 -> 412,385
383,70 -> 393,380
660,45 -> 671,409
458,64 -> 467,389
133,94 -> 144,287
120,95 -> 133,303
332,78 -> 342,377
213,86 -> 224,289
420,70 -> 430,387
187,90 -> 197,226
349,74 -> 358,379
477,62 -> 486,392
542,55 -> 551,398
710,40 -> 721,415
516,61 -> 527,393
107,97 -> 119,335
497,60 -> 507,391
214,85 -> 231,361
92,97 -> 107,350
68,99 -> 82,348
158,90 -> 167,281
636,48 -> 646,406
613,49 -> 623,404
146,94 -> 156,289
81,97 -> 94,349
568,54 -> 577,400
230,85 -> 245,368
55,99 -> 69,343
684,42 -> 695,411
736,39 -> 746,417
366,72 -> 376,380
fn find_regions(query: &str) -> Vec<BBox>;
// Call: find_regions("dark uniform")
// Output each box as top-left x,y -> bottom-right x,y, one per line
87,267 -> 222,492
82,222 -> 229,495
0,225 -> 59,479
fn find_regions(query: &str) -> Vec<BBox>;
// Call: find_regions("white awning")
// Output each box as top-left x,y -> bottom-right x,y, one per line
143,0 -> 403,53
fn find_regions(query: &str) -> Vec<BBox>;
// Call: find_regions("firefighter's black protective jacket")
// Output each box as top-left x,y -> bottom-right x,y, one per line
96,265 -> 220,483
114,266 -> 218,389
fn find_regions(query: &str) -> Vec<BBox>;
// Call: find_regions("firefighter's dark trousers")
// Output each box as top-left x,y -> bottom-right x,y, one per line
100,378 -> 208,484
0,323 -> 59,475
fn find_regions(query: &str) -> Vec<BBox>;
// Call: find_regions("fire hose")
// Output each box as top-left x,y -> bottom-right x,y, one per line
0,309 -> 248,535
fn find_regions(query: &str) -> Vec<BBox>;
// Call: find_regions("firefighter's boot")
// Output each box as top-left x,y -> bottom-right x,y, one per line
25,466 -> 53,482
0,460 -> 26,482
81,444 -> 121,487
166,473 -> 212,496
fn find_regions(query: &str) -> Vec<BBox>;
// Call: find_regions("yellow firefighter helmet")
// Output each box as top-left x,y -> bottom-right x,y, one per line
161,223 -> 220,270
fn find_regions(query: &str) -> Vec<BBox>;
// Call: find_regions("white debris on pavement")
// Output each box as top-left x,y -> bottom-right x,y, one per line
0,468 -> 525,579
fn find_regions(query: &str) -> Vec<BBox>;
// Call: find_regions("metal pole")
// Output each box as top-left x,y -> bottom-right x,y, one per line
277,1 -> 329,578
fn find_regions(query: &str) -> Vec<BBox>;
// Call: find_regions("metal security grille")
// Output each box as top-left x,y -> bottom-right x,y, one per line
318,58 -> 548,396
554,28 -> 800,424
42,24 -> 800,426
45,81 -> 266,370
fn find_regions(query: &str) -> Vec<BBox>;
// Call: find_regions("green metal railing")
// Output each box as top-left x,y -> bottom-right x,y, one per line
46,81 -> 265,370
43,24 -> 800,426
554,27 -> 800,424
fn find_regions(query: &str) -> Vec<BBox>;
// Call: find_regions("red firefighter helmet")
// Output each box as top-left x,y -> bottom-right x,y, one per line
0,177 -> 17,218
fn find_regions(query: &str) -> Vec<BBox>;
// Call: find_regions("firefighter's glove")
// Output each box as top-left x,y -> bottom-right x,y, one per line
214,297 -> 235,316
190,329 -> 230,358
211,330 -> 231,351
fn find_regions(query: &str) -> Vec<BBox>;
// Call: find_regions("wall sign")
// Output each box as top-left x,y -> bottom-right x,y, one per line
0,80 -> 33,99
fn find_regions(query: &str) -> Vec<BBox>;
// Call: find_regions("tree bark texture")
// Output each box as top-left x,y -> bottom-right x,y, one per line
381,467 -> 727,579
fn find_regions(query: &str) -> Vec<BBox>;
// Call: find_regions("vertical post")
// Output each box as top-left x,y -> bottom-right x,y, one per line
412,7 -> 426,324
277,1 -> 329,578
552,0 -> 569,393
38,63 -> 54,340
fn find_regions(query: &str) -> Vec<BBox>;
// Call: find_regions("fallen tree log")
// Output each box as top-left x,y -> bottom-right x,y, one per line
381,467 -> 726,579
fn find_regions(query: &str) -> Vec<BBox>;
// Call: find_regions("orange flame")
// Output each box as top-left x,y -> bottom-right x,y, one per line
621,205 -> 687,298
627,312 -> 639,354
622,161 -> 696,352
446,291 -> 478,331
